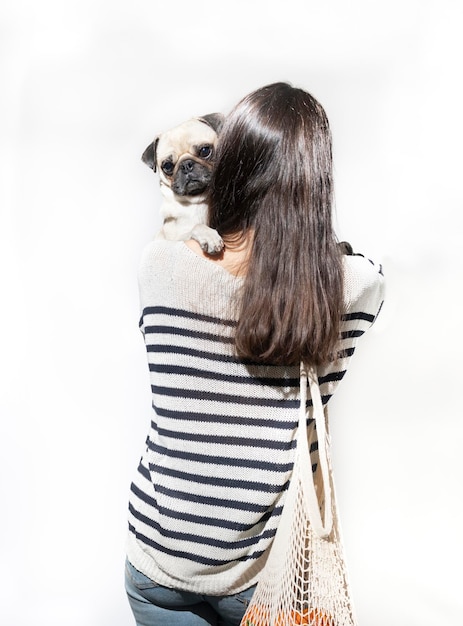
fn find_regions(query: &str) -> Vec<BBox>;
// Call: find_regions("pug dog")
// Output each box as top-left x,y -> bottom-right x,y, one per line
142,113 -> 225,255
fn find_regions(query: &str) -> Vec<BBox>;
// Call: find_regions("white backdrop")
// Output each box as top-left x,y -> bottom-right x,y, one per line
1,1 -> 462,624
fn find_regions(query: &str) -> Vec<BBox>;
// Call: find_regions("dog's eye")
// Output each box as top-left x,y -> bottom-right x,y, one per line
198,145 -> 213,159
161,160 -> 175,176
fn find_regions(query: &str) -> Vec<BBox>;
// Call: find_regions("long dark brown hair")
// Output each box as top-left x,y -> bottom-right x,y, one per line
209,82 -> 343,366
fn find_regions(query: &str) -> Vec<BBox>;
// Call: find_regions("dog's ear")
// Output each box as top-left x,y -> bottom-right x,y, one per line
198,113 -> 225,135
141,137 -> 159,171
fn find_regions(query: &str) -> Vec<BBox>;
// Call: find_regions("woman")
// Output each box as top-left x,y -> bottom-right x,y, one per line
125,82 -> 384,625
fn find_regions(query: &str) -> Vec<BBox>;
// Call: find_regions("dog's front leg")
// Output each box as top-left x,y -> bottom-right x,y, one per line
190,224 -> 224,255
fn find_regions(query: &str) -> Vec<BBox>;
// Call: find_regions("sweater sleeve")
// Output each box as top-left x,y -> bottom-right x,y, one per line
137,240 -> 175,335
316,254 -> 385,403
137,242 -> 156,336
342,253 -> 385,326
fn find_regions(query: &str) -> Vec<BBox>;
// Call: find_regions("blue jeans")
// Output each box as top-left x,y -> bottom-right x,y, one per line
125,560 -> 256,626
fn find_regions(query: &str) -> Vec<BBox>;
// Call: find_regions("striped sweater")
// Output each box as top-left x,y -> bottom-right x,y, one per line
126,240 -> 384,595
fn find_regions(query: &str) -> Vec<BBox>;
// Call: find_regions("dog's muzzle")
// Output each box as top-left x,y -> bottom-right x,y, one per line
172,159 -> 211,197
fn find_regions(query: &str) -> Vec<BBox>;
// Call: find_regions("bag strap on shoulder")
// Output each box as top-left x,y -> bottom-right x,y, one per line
299,363 -> 333,539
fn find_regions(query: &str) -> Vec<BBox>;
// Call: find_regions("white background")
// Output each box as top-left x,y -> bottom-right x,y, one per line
1,1 -> 462,624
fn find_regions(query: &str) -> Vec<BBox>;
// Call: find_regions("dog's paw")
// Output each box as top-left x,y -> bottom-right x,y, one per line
191,224 -> 224,256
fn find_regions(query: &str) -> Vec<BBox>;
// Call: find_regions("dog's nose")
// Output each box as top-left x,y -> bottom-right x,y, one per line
180,159 -> 195,173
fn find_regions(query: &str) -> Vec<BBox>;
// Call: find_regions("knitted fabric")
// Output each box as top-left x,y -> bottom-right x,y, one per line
126,240 -> 384,595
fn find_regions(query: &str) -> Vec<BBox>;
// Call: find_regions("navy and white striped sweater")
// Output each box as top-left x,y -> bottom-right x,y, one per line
126,240 -> 384,595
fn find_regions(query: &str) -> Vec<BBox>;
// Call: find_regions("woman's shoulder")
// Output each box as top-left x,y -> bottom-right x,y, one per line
342,251 -> 385,314
138,239 -> 182,283
140,237 -> 178,257
139,238 -> 189,269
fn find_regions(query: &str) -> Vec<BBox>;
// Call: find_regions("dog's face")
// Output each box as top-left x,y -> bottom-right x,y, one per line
142,113 -> 224,200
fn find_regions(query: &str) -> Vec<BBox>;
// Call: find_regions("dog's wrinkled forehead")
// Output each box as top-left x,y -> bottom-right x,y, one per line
156,119 -> 219,163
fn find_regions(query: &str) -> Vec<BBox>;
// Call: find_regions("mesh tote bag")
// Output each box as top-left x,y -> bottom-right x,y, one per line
241,364 -> 357,626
